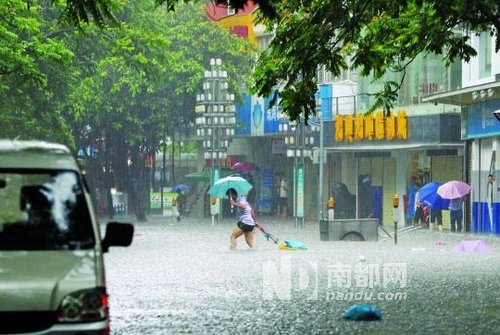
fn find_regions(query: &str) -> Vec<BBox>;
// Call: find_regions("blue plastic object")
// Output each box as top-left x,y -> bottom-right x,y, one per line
341,304 -> 382,321
171,184 -> 189,193
284,240 -> 308,250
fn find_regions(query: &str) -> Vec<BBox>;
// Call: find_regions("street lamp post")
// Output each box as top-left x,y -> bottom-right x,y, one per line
308,98 -> 324,221
280,113 -> 314,228
195,58 -> 236,225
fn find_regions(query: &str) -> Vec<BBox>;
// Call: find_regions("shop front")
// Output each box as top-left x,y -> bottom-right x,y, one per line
424,81 -> 500,234
323,112 -> 463,228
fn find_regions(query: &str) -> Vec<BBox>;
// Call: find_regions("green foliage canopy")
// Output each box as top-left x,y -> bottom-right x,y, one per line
45,0 -> 500,121
252,0 -> 500,121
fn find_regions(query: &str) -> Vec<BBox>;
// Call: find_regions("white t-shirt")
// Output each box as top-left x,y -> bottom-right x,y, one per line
237,196 -> 255,226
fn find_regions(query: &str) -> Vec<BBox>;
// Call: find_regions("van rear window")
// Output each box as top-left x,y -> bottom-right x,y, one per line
0,170 -> 95,250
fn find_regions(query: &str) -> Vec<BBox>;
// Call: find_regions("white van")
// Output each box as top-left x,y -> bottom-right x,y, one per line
0,140 -> 134,334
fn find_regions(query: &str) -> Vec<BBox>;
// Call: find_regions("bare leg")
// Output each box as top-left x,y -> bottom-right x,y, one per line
244,230 -> 254,249
230,227 -> 244,250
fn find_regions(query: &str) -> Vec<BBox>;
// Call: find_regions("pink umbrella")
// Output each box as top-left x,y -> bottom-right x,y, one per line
453,240 -> 490,252
437,180 -> 470,199
231,161 -> 258,172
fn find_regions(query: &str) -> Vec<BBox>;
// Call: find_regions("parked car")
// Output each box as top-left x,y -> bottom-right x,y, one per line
0,140 -> 133,334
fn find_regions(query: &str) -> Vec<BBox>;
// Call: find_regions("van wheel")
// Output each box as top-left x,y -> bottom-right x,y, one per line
341,231 -> 365,241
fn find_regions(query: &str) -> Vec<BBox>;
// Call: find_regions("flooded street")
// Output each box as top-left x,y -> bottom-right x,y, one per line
105,216 -> 500,334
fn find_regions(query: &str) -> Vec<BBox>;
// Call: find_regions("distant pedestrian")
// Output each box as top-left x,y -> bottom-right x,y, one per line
487,174 -> 495,232
276,173 -> 288,216
176,191 -> 187,222
413,200 -> 428,228
430,209 -> 443,231
449,197 -> 464,233
227,188 -> 256,250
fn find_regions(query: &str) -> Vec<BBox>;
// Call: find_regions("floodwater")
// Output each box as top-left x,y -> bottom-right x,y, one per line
104,215 -> 500,334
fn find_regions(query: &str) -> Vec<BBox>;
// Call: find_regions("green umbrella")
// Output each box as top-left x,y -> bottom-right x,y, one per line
208,176 -> 253,199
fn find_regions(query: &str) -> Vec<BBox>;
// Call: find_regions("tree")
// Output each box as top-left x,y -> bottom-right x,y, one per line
1,0 -> 254,221
66,2 -> 254,220
0,0 -> 75,142
251,0 -> 500,121
41,0 -> 500,121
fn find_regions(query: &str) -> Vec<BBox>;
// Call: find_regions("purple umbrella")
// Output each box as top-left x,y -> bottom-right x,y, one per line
231,161 -> 258,172
418,182 -> 450,210
437,180 -> 470,199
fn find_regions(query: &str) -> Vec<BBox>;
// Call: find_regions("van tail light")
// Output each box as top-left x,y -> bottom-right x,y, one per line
57,288 -> 108,323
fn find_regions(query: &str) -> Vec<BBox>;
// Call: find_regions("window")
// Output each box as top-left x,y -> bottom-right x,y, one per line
258,34 -> 273,51
479,32 -> 492,79
316,65 -> 333,84
0,170 -> 95,250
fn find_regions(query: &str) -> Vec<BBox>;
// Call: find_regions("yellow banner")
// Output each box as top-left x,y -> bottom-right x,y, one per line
334,111 -> 408,142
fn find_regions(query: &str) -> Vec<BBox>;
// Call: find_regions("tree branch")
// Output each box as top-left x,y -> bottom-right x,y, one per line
45,27 -> 75,39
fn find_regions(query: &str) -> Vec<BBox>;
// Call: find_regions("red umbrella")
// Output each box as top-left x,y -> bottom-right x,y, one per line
231,161 -> 258,172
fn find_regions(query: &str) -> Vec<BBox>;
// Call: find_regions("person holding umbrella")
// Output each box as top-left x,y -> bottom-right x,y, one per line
227,188 -> 256,250
418,181 -> 450,231
437,180 -> 471,233
449,197 -> 465,233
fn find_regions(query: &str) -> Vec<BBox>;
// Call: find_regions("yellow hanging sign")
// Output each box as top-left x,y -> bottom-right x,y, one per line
355,114 -> 364,141
333,111 -> 408,142
345,115 -> 354,143
397,110 -> 408,140
335,115 -> 344,142
386,114 -> 396,140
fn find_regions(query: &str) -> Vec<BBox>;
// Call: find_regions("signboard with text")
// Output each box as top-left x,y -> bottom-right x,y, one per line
296,164 -> 304,218
260,168 -> 273,213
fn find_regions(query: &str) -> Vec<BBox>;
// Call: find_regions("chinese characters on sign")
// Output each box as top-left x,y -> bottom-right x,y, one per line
335,110 -> 408,142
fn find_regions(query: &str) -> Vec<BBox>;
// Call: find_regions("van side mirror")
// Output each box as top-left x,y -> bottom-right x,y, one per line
101,222 -> 134,253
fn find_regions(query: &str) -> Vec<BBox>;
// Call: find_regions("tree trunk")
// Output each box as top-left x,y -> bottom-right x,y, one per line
104,132 -> 114,220
128,148 -> 147,222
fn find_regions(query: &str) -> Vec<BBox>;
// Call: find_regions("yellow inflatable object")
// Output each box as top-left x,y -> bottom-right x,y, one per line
278,242 -> 295,251
278,240 -> 308,251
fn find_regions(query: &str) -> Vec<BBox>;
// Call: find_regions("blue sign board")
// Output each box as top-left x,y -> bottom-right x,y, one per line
234,84 -> 334,136
295,164 -> 304,218
259,168 -> 274,214
466,100 -> 500,138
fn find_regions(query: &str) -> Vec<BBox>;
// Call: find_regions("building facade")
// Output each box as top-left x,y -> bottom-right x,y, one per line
424,30 -> 500,234
199,5 -> 484,232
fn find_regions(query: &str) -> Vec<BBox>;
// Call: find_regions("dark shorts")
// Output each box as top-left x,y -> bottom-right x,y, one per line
237,221 -> 255,232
